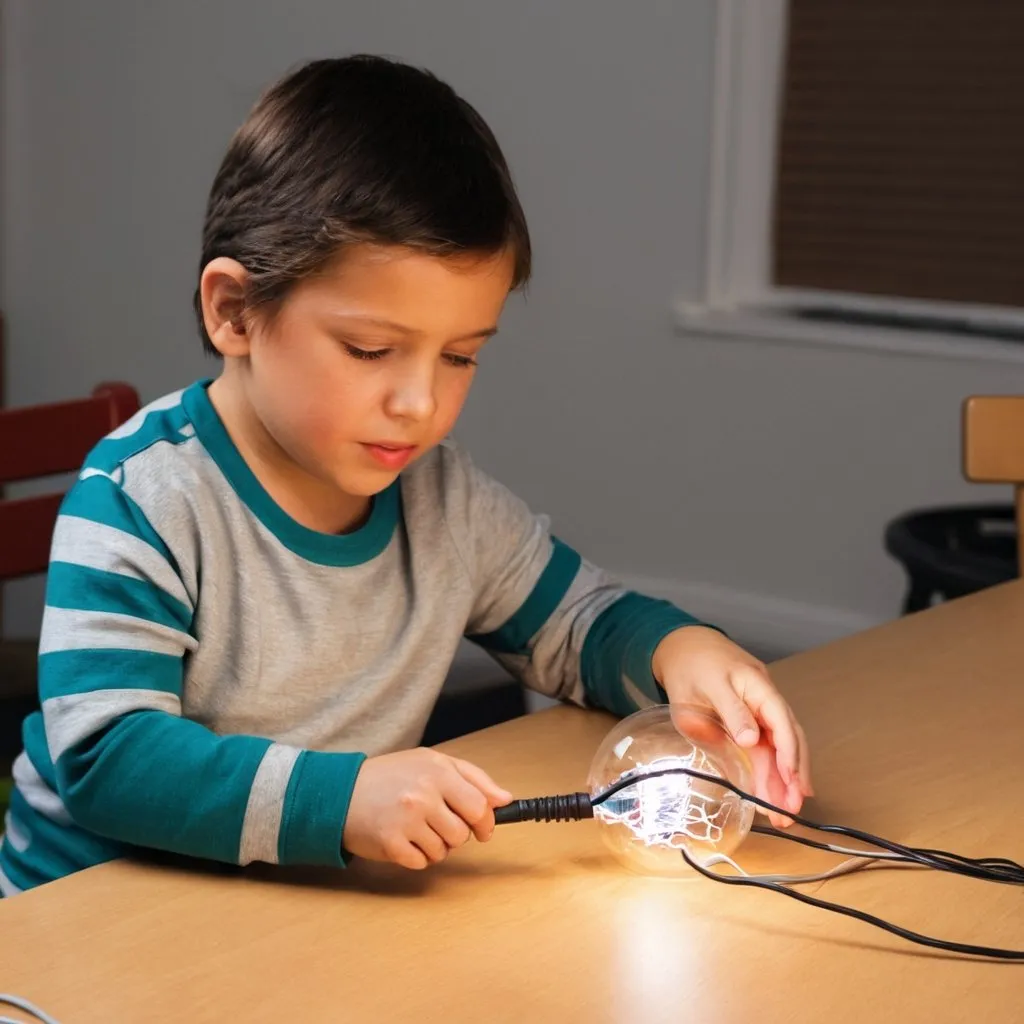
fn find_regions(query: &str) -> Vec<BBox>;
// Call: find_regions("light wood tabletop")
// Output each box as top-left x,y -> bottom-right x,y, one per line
2,582 -> 1023,1023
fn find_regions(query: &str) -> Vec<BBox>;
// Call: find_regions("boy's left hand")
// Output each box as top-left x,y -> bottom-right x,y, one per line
651,626 -> 814,828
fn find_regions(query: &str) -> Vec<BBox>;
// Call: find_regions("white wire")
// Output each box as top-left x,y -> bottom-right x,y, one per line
807,841 -> 907,861
702,851 -> 869,883
0,993 -> 63,1024
701,839 -> 919,886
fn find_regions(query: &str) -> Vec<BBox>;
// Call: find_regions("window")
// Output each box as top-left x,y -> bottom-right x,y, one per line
682,0 -> 1024,358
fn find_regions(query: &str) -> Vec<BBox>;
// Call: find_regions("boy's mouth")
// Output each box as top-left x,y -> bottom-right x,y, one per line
360,442 -> 418,470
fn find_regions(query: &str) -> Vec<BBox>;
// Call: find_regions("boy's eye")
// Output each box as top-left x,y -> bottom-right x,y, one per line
444,353 -> 478,369
342,341 -> 477,368
343,343 -> 389,361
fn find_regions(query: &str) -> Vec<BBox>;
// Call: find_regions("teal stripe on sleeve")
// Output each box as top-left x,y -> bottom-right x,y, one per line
278,749 -> 366,867
0,832 -> 38,893
60,474 -> 178,570
467,537 -> 582,655
1,786 -> 125,891
21,711 -> 57,788
56,711 -> 272,865
580,592 -> 705,717
39,648 -> 182,701
46,562 -> 192,633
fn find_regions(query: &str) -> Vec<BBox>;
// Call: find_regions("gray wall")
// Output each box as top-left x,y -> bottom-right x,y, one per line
3,1 -> 1022,652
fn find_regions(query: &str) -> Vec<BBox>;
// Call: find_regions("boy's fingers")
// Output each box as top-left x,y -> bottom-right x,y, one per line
429,805 -> 473,851
442,771 -> 489,821
703,675 -> 760,747
748,742 -> 795,827
670,706 -> 727,745
464,811 -> 496,844
450,757 -> 512,807
793,718 -> 814,796
444,762 -> 501,841
735,667 -> 800,785
411,824 -> 449,865
390,839 -> 429,871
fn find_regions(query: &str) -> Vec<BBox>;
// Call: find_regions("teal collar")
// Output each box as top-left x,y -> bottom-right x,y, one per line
182,379 -> 399,567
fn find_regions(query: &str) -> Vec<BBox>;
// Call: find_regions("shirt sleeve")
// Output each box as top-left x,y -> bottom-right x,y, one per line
448,446 -> 717,718
39,471 -> 362,869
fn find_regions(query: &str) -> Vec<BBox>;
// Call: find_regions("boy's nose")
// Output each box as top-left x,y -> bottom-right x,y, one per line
385,370 -> 437,423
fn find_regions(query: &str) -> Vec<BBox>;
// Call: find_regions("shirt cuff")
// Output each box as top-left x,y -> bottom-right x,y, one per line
582,592 -> 724,715
278,749 -> 366,867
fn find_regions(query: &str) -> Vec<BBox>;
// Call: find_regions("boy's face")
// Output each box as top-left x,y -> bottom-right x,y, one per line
240,244 -> 515,505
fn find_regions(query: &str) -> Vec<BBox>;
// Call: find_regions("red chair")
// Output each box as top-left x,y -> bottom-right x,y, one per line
0,382 -> 141,782
0,383 -> 141,580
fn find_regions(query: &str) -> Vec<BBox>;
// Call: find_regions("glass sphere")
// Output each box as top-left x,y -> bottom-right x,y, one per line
586,703 -> 755,877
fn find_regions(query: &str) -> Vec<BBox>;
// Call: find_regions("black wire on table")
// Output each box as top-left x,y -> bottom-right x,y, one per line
750,824 -> 1024,881
679,847 -> 1024,961
585,765 -> 1024,960
590,767 -> 1024,885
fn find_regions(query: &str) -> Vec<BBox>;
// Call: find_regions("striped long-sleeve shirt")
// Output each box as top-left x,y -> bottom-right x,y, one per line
0,379 -> 705,895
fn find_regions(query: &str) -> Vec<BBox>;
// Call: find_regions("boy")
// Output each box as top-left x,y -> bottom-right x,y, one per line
0,55 -> 811,896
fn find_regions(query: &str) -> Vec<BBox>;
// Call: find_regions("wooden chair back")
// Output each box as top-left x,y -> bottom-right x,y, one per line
962,395 -> 1024,574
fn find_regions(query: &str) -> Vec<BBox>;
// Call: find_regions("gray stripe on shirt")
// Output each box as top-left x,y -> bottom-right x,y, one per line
103,389 -> 185,440
43,689 -> 182,762
238,743 -> 302,865
507,558 -> 625,704
0,857 -> 23,897
11,751 -> 73,826
51,514 -> 192,608
120,435 -> 209,605
2,811 -> 29,853
621,673 -> 655,710
39,606 -> 196,658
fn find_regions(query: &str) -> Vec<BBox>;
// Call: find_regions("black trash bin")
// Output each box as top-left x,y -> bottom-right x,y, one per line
884,503 -> 1019,614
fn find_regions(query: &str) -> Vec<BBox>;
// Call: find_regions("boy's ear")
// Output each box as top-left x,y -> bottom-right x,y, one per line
200,258 -> 252,357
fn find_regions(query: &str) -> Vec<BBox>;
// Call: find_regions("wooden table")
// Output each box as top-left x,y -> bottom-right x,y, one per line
2,582 -> 1023,1023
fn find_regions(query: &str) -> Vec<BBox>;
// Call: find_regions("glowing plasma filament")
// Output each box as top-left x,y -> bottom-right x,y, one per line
593,753 -> 737,849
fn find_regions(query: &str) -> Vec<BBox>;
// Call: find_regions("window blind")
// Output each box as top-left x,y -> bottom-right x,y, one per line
772,0 -> 1024,310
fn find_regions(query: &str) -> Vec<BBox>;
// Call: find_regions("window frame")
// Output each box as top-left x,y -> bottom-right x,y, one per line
675,0 -> 1024,367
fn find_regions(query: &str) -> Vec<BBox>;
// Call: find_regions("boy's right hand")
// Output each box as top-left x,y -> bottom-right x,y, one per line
342,748 -> 512,870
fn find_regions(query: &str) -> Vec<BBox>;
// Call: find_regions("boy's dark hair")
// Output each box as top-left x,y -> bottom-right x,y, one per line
193,55 -> 531,354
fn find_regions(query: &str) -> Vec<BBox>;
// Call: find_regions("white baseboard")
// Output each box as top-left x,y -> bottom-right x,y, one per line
618,574 -> 888,662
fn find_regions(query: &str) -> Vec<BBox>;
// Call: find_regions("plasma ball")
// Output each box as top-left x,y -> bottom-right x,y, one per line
587,704 -> 756,874
593,754 -> 737,849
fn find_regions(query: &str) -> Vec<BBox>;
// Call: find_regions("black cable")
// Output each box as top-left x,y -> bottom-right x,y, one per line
495,765 -> 1024,960
679,848 -> 1024,961
492,792 -> 593,824
497,767 -> 1024,881
914,847 -> 1022,870
750,824 -> 1024,884
590,767 -> 1024,885
750,824 -> 908,859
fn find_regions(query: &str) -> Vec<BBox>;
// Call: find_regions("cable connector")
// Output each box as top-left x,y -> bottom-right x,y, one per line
493,792 -> 594,824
